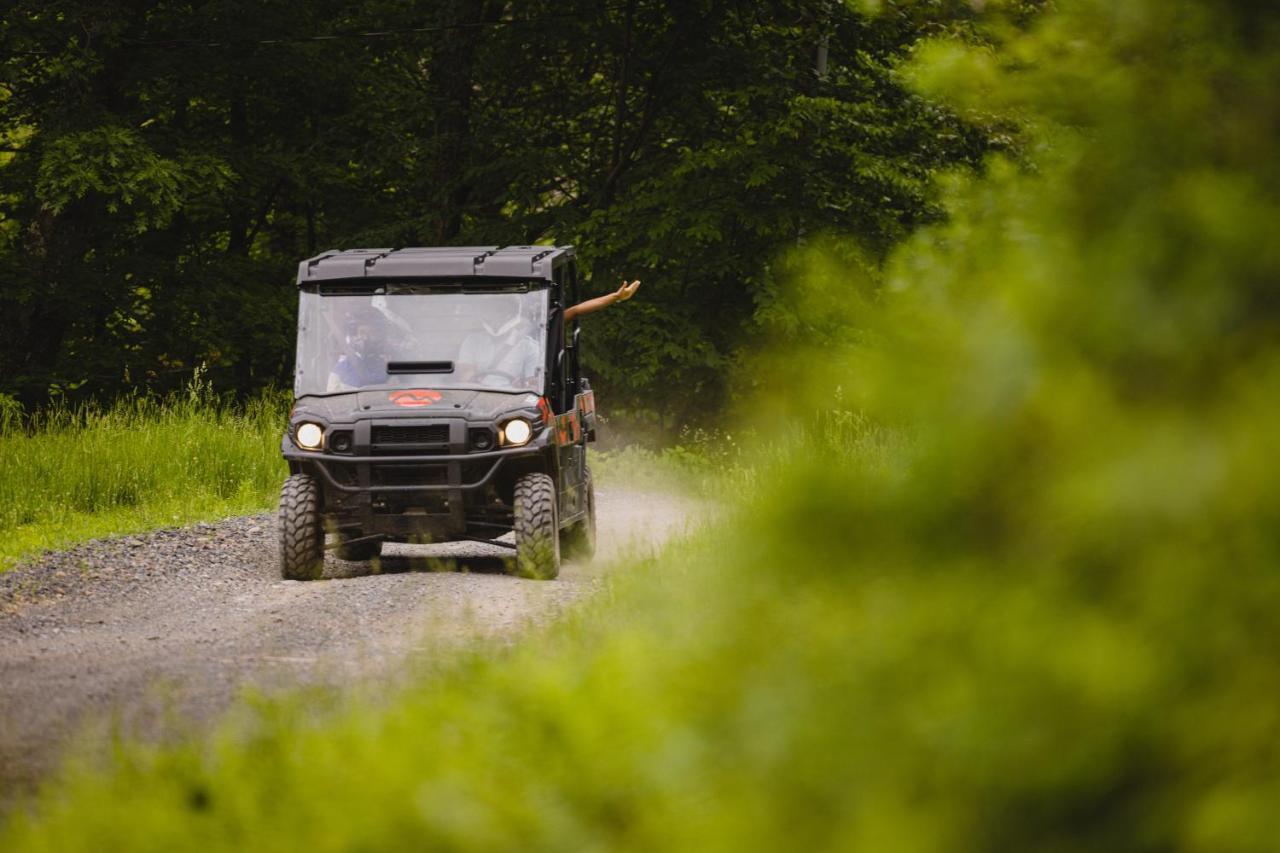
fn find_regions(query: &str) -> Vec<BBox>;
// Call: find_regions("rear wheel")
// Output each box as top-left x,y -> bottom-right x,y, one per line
334,533 -> 382,562
279,473 -> 324,580
560,468 -> 596,562
512,472 -> 560,580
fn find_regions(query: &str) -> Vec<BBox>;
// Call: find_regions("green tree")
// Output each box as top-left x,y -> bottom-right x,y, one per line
0,1 -> 994,422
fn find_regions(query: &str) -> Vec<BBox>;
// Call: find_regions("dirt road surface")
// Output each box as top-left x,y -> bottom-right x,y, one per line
0,486 -> 699,805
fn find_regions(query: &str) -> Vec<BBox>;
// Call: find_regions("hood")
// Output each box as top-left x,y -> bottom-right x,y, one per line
294,388 -> 542,422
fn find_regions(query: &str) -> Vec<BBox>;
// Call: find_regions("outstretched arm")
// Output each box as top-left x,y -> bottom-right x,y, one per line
564,279 -> 640,322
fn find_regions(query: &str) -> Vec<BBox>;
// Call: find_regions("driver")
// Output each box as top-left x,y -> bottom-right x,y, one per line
328,312 -> 390,390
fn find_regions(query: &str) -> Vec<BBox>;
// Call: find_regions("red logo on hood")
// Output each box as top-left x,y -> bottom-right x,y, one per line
389,390 -> 443,408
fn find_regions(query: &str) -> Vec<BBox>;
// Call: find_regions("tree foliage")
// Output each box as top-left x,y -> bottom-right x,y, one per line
0,0 -> 995,419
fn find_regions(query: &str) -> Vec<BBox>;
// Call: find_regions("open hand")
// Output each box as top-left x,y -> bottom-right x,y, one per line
615,279 -> 641,302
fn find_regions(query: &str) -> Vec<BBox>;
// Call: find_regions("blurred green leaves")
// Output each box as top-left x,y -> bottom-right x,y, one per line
739,0 -> 1280,845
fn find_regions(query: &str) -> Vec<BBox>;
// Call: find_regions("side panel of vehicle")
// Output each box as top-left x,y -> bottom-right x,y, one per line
549,257 -> 592,529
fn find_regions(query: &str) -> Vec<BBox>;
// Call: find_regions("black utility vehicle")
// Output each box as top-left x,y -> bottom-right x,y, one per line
279,246 -> 597,581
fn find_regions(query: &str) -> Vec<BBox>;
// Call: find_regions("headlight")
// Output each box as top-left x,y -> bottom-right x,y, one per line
295,422 -> 324,450
502,418 -> 532,447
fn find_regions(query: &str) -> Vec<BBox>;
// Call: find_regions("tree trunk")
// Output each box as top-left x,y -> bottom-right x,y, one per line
426,0 -> 496,242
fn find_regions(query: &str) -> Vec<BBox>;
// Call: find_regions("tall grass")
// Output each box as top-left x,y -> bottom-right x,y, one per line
592,409 -> 898,498
0,374 -> 287,570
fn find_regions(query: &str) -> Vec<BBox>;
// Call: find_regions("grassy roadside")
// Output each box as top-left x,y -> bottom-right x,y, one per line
0,381 -> 286,572
591,412 -> 895,499
590,426 -> 745,496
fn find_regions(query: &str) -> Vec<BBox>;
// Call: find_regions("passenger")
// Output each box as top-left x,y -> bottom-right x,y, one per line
565,278 -> 640,322
457,295 -> 542,387
458,279 -> 641,387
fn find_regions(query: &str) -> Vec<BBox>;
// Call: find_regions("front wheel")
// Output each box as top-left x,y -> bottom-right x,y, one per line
511,472 -> 560,580
279,473 -> 324,580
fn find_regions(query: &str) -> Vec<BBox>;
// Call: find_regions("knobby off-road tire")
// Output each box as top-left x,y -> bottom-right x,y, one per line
334,534 -> 382,562
559,468 -> 597,562
279,473 -> 324,581
512,472 -> 560,580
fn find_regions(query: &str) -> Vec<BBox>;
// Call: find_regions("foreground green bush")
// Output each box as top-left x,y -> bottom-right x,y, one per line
6,1 -> 1280,849
0,379 -> 286,570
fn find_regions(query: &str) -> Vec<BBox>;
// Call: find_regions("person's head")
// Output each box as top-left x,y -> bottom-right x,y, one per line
345,312 -> 386,360
484,294 -> 525,336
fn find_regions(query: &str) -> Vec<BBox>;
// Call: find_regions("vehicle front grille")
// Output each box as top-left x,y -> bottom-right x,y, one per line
372,424 -> 449,445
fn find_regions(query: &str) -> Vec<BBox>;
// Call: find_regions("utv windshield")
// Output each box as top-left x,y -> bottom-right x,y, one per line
294,284 -> 549,397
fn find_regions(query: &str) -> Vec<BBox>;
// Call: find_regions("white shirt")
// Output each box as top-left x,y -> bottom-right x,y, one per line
459,328 -> 541,386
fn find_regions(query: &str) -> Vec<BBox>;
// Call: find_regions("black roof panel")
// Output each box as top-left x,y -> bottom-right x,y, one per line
296,246 -> 573,285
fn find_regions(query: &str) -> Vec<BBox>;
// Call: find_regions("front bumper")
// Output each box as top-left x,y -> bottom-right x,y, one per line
281,443 -> 539,493
282,436 -> 548,541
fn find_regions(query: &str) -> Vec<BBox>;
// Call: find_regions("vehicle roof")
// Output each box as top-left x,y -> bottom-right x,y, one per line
296,246 -> 574,285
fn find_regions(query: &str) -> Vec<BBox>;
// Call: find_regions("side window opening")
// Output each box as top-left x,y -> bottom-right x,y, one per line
550,264 -> 572,413
567,261 -> 582,394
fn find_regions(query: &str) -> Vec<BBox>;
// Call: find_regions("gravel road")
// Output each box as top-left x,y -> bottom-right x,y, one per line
0,486 -> 699,804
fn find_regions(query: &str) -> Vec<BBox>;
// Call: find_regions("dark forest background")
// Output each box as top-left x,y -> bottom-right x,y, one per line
0,0 -> 1002,427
